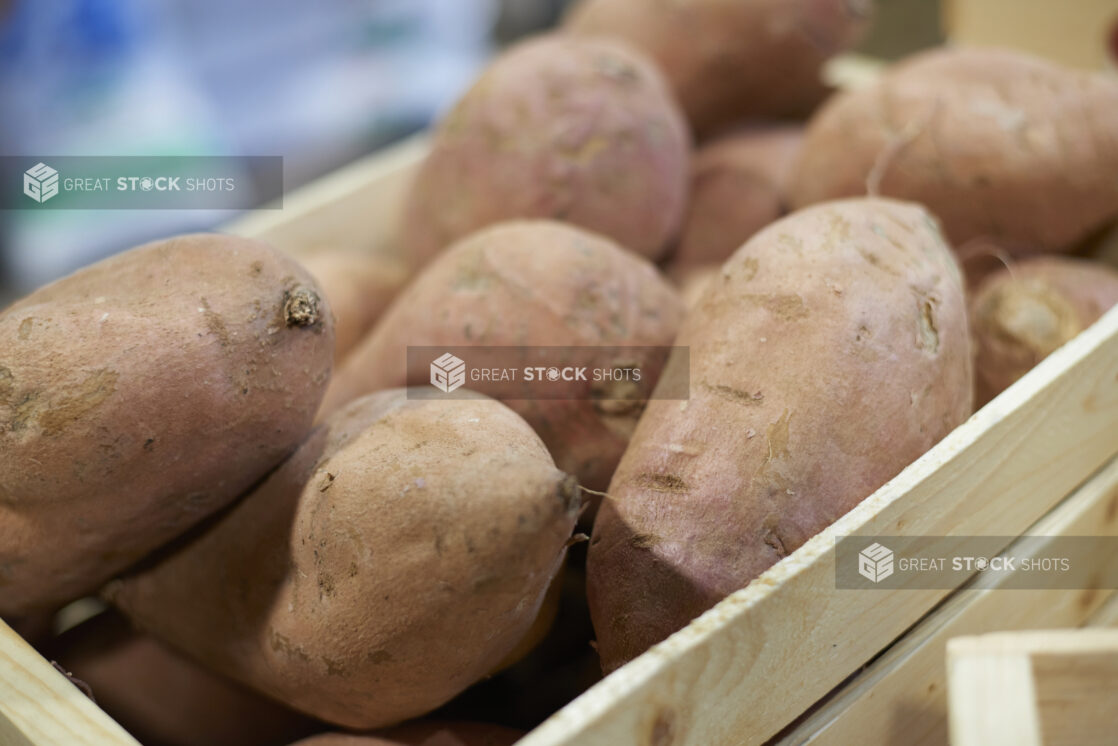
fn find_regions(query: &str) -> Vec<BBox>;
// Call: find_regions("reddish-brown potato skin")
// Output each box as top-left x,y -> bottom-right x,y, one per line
971,256 -> 1118,406
564,0 -> 871,137
289,722 -> 524,746
48,611 -> 318,746
0,234 -> 333,616
588,199 -> 973,671
322,221 -> 684,490
398,34 -> 690,268
302,250 -> 409,363
791,47 -> 1118,254
670,124 -> 804,269
107,390 -> 580,729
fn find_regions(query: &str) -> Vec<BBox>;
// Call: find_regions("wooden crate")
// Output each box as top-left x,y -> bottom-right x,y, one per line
4,126 -> 1118,746
943,0 -> 1118,70
947,629 -> 1118,746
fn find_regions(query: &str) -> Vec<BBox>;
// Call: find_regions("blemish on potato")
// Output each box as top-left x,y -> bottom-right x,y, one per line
777,234 -> 803,253
200,298 -> 232,348
367,649 -> 393,664
629,533 -> 659,550
37,369 -> 119,437
0,367 -> 12,404
594,55 -> 639,86
701,382 -> 764,405
283,287 -> 322,328
9,392 -> 41,432
742,293 -> 809,321
17,318 -> 32,340
917,298 -> 940,354
763,528 -> 788,558
269,630 -> 311,662
634,473 -> 689,493
737,257 -> 759,281
664,442 -> 700,456
321,656 -> 349,676
317,571 -> 336,598
857,247 -> 902,277
765,409 -> 792,463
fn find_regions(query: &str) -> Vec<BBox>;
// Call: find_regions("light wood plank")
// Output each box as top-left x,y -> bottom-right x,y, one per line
224,135 -> 427,259
518,306 -> 1118,746
946,639 -> 1041,746
0,620 -> 138,746
1029,632 -> 1118,746
1086,590 -> 1118,627
775,457 -> 1118,746
947,630 -> 1118,746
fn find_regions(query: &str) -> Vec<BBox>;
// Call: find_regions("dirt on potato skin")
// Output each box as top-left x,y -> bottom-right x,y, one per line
321,221 -> 683,493
588,199 -> 973,672
0,233 -> 334,616
107,390 -> 580,730
399,33 -> 690,268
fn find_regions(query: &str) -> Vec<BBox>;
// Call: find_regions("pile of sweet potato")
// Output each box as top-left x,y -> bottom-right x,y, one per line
3,3 -> 1117,744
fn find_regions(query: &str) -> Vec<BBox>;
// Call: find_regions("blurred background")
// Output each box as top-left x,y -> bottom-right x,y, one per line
0,0 -> 1114,304
0,0 -> 576,301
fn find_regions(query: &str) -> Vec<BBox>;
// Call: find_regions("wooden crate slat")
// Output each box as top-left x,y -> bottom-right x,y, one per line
775,456 -> 1118,746
517,306 -> 1118,746
947,630 -> 1118,746
224,135 -> 426,258
1086,588 -> 1118,627
0,620 -> 138,746
947,640 -> 1043,746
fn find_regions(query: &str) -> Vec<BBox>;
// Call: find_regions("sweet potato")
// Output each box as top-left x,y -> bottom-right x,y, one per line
107,390 -> 580,728
791,47 -> 1118,254
671,263 -> 721,310
322,220 -> 684,490
398,34 -> 690,267
301,250 -> 409,363
669,124 -> 803,269
971,256 -> 1118,405
0,234 -> 333,616
588,198 -> 972,671
290,722 -> 523,746
47,611 -> 317,746
564,0 -> 871,137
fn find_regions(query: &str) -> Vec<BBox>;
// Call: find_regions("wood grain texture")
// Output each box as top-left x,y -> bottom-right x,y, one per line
518,306 -> 1118,746
947,641 -> 1042,746
1086,588 -> 1118,627
0,619 -> 138,746
947,630 -> 1118,746
775,457 -> 1118,746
